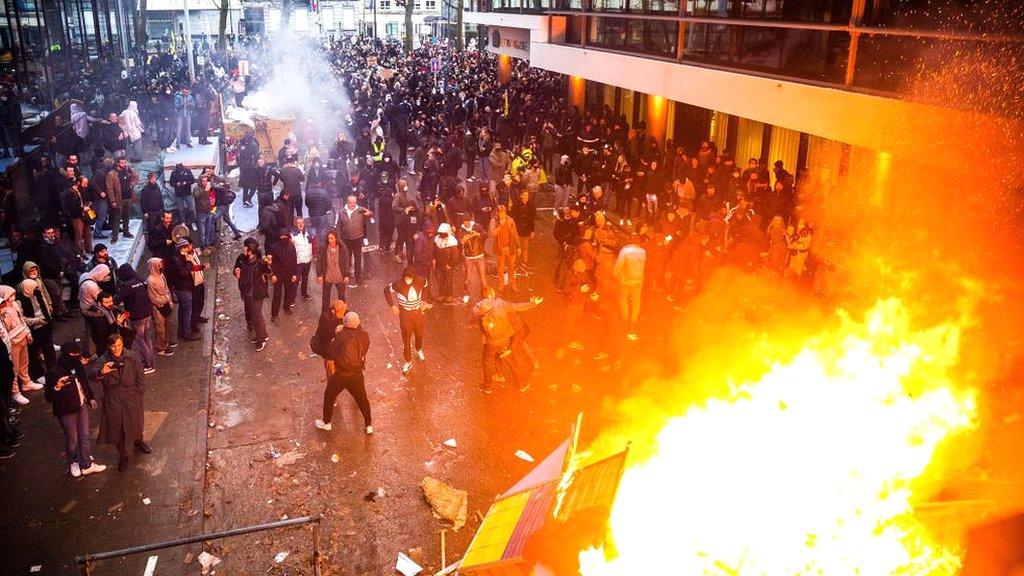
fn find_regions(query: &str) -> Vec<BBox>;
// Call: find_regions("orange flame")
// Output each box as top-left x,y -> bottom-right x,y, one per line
580,298 -> 976,575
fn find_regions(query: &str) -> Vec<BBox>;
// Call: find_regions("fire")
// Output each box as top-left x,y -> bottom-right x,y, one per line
580,298 -> 977,575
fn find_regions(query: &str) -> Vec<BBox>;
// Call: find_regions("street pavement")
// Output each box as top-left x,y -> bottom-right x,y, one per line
0,162 -> 672,575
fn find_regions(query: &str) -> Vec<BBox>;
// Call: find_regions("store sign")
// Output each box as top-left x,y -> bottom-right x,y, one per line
487,27 -> 530,61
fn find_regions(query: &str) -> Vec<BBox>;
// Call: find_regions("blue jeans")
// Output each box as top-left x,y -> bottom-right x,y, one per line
92,200 -> 109,236
58,405 -> 92,469
175,289 -> 194,338
133,317 -> 154,369
215,206 -> 240,236
196,211 -> 215,247
177,195 -> 196,229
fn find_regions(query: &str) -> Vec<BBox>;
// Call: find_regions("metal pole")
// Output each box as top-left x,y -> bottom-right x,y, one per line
9,0 -> 27,79
102,0 -> 114,55
312,517 -> 323,576
372,0 -> 377,39
89,0 -> 103,59
76,516 -> 320,565
75,0 -> 90,68
183,0 -> 195,82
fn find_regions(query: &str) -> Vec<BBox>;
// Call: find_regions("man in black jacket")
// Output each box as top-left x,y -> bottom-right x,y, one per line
269,231 -> 298,321
166,238 -> 201,342
314,311 -> 373,435
234,238 -> 271,351
138,172 -> 164,232
168,163 -> 196,230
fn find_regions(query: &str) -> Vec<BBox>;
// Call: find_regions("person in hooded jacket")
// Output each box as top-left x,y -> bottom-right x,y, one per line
234,238 -> 271,351
17,277 -> 55,376
384,268 -> 428,375
146,257 -> 177,356
269,231 -> 299,321
117,264 -> 155,374
1,285 -> 39,405
433,222 -> 460,303
45,340 -> 107,477
118,101 -> 144,162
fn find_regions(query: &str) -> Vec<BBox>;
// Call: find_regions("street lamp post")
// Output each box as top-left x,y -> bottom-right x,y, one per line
183,0 -> 195,82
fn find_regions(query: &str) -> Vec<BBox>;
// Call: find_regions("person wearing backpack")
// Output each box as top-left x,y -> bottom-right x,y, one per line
314,311 -> 373,435
473,288 -> 542,393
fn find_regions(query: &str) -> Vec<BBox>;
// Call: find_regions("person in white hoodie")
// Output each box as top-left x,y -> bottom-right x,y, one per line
613,236 -> 647,341
0,285 -> 39,405
291,218 -> 316,301
118,101 -> 144,162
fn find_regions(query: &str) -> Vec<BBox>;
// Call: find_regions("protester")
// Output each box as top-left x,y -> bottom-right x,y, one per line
45,340 -> 107,477
234,238 -> 271,352
91,333 -> 151,472
384,267 -> 427,375
314,311 -> 373,435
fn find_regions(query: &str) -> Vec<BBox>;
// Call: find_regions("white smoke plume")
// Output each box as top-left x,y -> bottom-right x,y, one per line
242,29 -> 350,144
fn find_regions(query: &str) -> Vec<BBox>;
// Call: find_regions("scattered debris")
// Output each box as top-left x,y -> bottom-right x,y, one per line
197,551 -> 221,575
142,497 -> 151,506
364,487 -> 386,502
514,450 -> 534,463
274,551 -> 289,563
387,363 -> 393,369
29,566 -> 41,573
217,314 -> 228,320
108,502 -> 125,514
395,552 -> 423,576
183,552 -> 194,565
60,500 -> 77,514
274,450 -> 306,467
443,438 -> 457,448
267,448 -> 281,460
143,555 -> 158,576
330,454 -> 340,463
421,477 -> 467,531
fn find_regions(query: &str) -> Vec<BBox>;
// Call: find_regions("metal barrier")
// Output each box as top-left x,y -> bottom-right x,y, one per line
74,514 -> 323,576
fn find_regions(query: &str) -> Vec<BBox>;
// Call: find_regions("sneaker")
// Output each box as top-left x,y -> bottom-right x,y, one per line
626,333 -> 639,342
314,419 -> 332,431
347,283 -> 358,289
256,339 -> 267,352
401,361 -> 412,374
365,425 -> 374,435
81,463 -> 107,475
168,341 -> 180,349
13,394 -> 28,405
70,462 -> 81,478
144,367 -> 156,375
362,237 -> 369,246
157,349 -> 175,357
0,446 -> 14,459
22,381 -> 43,391
33,376 -> 44,384
462,295 -> 470,304
249,338 -> 258,344
416,349 -> 425,362
479,386 -> 493,395
124,232 -> 134,239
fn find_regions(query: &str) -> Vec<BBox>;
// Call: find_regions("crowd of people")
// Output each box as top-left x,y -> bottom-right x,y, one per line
0,32 -> 817,471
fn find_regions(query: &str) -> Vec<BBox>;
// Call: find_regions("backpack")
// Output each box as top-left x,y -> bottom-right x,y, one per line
215,185 -> 237,206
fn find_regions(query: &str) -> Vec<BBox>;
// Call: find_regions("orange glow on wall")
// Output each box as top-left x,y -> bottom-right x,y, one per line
645,95 -> 668,146
569,76 -> 586,110
498,54 -> 512,85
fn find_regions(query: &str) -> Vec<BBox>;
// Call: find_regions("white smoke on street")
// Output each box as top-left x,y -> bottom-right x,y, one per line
242,29 -> 349,143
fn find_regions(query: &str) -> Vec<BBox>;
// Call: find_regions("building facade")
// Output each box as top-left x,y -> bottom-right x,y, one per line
464,0 -> 1023,186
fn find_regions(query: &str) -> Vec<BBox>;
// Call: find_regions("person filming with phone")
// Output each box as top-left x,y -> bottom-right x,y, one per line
90,333 -> 150,472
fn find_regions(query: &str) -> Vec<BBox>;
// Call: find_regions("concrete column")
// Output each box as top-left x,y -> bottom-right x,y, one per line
497,54 -> 511,85
645,94 -> 668,145
568,75 -> 585,110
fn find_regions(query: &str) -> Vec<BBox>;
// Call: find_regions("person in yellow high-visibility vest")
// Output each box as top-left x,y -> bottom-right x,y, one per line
371,137 -> 386,162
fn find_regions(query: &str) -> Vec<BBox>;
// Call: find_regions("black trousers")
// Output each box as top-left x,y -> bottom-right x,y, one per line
297,262 -> 311,297
398,310 -> 424,361
322,371 -> 371,426
321,282 -> 346,311
343,238 -> 363,282
271,277 -> 297,319
379,218 -> 395,253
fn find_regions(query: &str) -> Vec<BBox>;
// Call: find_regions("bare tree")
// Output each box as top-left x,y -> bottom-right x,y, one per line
396,0 -> 414,51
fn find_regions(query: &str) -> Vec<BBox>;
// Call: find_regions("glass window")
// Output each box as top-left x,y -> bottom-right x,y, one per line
380,0 -> 392,10
686,0 -> 851,23
587,16 -> 679,57
565,15 -> 584,44
415,0 -> 422,8
684,23 -> 848,83
426,0 -> 437,8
